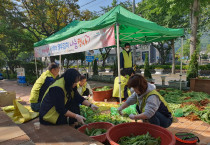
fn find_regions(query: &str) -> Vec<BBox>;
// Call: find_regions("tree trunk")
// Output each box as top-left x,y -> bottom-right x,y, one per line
50,56 -> 55,62
102,59 -> 105,67
171,39 -> 175,74
159,50 -> 166,65
66,60 -> 69,69
190,0 -> 200,58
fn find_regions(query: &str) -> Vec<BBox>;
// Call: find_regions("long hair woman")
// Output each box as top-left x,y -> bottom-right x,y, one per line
39,69 -> 98,125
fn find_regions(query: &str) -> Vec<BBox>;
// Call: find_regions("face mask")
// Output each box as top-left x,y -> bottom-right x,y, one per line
125,48 -> 130,51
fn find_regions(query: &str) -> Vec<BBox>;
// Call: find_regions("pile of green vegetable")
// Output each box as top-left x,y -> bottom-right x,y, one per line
95,86 -> 111,91
118,132 -> 161,145
85,128 -> 107,136
158,88 -> 210,124
80,105 -> 130,125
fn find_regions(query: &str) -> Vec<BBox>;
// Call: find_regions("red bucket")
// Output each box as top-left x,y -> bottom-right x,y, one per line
107,122 -> 176,145
92,87 -> 113,101
175,132 -> 200,145
78,122 -> 114,143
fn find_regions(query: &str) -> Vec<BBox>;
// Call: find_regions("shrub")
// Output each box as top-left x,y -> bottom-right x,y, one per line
199,64 -> 210,70
187,51 -> 198,87
144,53 -> 152,79
21,60 -> 44,84
93,59 -> 98,75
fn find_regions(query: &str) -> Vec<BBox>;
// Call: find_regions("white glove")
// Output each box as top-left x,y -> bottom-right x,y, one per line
129,114 -> 136,120
91,104 -> 98,111
117,106 -> 123,115
75,114 -> 86,125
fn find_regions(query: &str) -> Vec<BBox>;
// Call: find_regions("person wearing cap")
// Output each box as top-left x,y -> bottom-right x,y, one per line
39,69 -> 98,125
118,74 -> 173,128
30,63 -> 59,112
77,75 -> 93,99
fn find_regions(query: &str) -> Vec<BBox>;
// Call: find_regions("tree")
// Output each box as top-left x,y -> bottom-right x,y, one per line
0,17 -> 35,73
99,48 -> 112,67
156,0 -> 209,58
0,0 -> 94,62
151,42 -> 172,65
136,0 -> 188,73
187,50 -> 198,87
93,59 -> 98,76
144,53 -> 152,79
100,0 -> 132,13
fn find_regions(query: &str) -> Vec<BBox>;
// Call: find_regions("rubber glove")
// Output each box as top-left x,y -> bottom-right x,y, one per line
91,104 -> 98,111
117,106 -> 123,115
75,114 -> 86,125
129,114 -> 136,120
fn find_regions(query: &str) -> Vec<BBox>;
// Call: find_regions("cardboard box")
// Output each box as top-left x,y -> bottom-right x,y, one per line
0,91 -> 16,107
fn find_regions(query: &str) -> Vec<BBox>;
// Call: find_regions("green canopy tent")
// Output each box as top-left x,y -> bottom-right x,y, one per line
34,5 -> 184,102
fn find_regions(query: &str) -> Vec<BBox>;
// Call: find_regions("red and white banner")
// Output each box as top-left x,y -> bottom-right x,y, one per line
34,25 -> 115,57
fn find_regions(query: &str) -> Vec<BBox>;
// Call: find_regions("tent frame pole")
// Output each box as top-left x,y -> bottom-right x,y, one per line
35,57 -> 38,79
59,55 -> 62,76
116,23 -> 122,104
180,38 -> 183,90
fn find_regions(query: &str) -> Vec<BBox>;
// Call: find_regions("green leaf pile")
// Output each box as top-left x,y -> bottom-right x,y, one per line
80,105 -> 130,125
85,128 -> 107,136
118,132 -> 161,145
95,86 -> 111,91
159,88 -> 210,124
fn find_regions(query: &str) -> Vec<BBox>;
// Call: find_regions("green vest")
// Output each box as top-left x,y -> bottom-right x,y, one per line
77,82 -> 87,95
139,90 -> 172,115
30,70 -> 55,103
41,78 -> 71,124
122,50 -> 132,68
113,75 -> 131,98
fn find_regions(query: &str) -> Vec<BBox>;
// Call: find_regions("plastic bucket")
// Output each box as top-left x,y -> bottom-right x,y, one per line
107,122 -> 176,145
92,87 -> 113,101
175,132 -> 199,145
78,122 -> 114,143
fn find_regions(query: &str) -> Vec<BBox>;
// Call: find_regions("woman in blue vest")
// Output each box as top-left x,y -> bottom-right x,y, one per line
118,74 -> 173,128
39,69 -> 98,125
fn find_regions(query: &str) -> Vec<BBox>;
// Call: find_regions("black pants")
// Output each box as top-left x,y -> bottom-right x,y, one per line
116,86 -> 129,102
82,88 -> 90,96
56,99 -> 80,125
135,105 -> 172,128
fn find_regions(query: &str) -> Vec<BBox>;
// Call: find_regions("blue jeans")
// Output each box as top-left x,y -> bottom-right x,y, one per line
31,103 -> 40,112
148,111 -> 172,128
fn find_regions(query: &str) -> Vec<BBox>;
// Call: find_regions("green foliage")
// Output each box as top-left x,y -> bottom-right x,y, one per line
159,89 -> 210,123
95,86 -> 111,91
21,60 -> 44,84
144,53 -> 152,79
118,132 -> 161,145
137,64 -> 210,70
93,59 -> 98,76
80,105 -> 130,125
99,48 -> 112,67
85,128 -> 107,136
187,51 -> 198,86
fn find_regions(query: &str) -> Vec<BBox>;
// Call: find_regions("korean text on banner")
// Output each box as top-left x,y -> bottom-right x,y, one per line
34,25 -> 116,57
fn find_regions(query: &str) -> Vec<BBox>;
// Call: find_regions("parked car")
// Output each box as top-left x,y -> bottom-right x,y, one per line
0,73 -> 3,80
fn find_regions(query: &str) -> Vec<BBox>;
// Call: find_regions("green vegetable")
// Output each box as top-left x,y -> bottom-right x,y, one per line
80,105 -> 130,125
118,132 -> 161,145
85,128 -> 107,136
95,86 -> 111,91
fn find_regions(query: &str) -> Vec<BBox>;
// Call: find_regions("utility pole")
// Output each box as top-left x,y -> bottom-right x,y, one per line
132,0 -> 136,66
